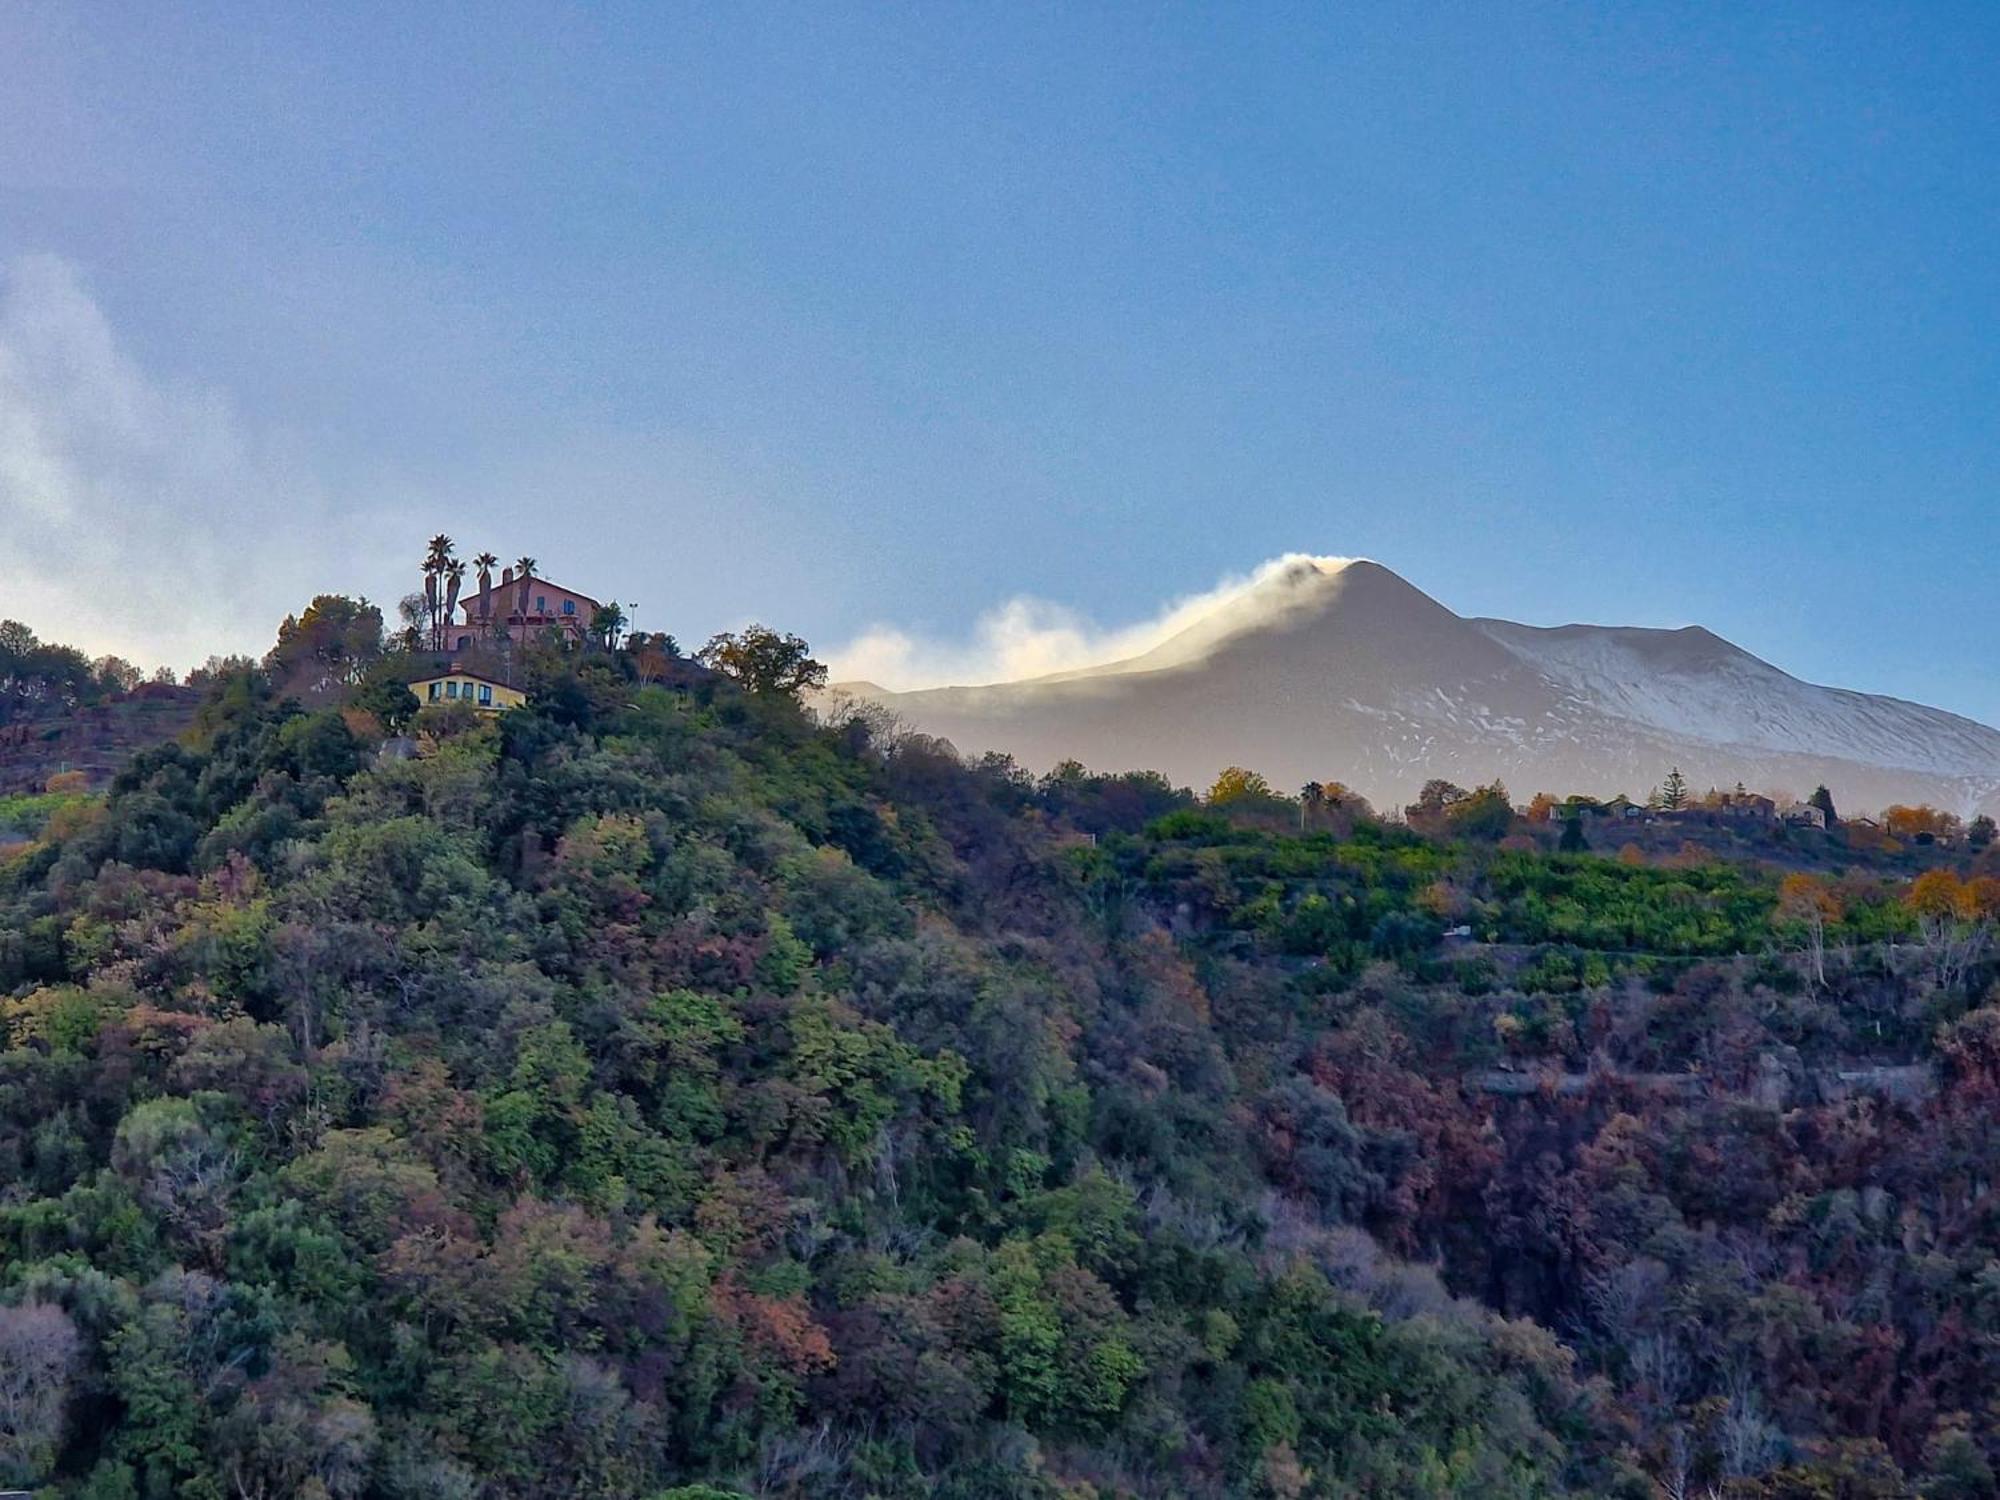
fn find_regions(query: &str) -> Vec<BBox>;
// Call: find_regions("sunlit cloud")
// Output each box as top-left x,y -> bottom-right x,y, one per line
827,552 -> 1360,689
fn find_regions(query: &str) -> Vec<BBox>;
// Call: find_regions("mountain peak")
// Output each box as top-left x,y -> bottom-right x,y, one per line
847,554 -> 2000,815
1086,556 -> 1463,678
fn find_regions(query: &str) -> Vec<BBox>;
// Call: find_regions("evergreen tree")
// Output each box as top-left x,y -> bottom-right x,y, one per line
1810,784 -> 1838,826
1659,767 -> 1688,811
1558,816 -> 1588,853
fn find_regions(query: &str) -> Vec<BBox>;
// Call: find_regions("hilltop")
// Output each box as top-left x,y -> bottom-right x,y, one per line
2,598 -> 2000,1494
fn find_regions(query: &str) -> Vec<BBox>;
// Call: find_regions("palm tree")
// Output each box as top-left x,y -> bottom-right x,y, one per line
1300,781 -> 1325,832
513,557 -> 537,626
422,534 -> 455,649
591,602 -> 628,650
472,552 -> 498,633
442,560 -> 466,651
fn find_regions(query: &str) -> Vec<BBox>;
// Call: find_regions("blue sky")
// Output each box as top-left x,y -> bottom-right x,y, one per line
2,3 -> 1997,714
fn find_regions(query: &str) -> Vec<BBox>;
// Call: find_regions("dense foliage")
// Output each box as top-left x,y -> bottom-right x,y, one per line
3,648 -> 2000,1498
0,620 -> 158,724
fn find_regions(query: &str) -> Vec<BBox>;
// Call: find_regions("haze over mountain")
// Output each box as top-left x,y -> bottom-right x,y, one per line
838,558 -> 2000,816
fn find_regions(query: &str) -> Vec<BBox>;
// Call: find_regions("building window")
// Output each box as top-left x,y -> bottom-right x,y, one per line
445,681 -> 458,699
428,682 -> 440,701
457,635 -> 471,649
536,595 -> 547,613
562,599 -> 575,616
479,685 -> 493,705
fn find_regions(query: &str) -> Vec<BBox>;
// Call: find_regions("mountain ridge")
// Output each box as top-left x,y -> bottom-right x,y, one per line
837,559 -> 2000,814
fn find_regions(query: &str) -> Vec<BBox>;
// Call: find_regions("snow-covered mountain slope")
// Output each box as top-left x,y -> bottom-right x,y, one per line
836,560 -> 2000,816
1471,620 -> 2000,779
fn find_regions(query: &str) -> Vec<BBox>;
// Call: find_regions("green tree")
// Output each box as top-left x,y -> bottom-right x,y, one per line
351,670 -> 421,732
1414,778 -> 1470,813
1446,781 -> 1514,841
697,625 -> 827,699
265,595 -> 385,695
1657,766 -> 1688,810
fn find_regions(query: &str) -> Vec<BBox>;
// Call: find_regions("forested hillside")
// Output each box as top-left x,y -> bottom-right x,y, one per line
3,631 -> 2000,1498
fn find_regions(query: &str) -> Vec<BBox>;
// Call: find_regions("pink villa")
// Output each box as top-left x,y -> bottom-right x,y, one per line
450,567 -> 601,649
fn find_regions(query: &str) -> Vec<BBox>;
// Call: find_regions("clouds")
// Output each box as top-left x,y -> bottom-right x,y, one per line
825,552 -> 1357,689
0,254 -> 397,671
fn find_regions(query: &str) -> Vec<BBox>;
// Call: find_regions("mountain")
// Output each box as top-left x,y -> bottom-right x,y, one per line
837,558 -> 2000,814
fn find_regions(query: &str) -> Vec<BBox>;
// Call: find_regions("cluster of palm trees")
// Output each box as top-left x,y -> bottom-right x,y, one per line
414,535 -> 538,652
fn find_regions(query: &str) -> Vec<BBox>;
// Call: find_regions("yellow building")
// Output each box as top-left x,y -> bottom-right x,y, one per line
410,667 -> 527,714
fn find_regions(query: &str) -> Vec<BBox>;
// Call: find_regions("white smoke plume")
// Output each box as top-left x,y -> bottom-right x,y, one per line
0,254 -> 399,673
827,552 -> 1360,689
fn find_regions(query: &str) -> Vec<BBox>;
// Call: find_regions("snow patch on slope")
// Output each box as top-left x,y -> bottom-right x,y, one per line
1475,621 -> 2000,778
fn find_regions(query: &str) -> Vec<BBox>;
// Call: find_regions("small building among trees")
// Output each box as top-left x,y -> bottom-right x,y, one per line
1714,790 -> 1776,822
410,666 -> 527,714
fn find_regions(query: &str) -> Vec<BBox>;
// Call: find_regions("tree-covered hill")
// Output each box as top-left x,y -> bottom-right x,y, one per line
3,631 -> 2000,1498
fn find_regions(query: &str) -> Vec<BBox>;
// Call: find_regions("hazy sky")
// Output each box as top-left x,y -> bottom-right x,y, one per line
3,4 -> 1997,715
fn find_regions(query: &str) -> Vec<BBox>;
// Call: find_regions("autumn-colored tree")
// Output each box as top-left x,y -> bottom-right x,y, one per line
1906,869 -> 1990,991
1969,874 -> 2000,920
1884,804 -> 1962,841
1208,766 -> 1276,807
1908,868 -> 1973,921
